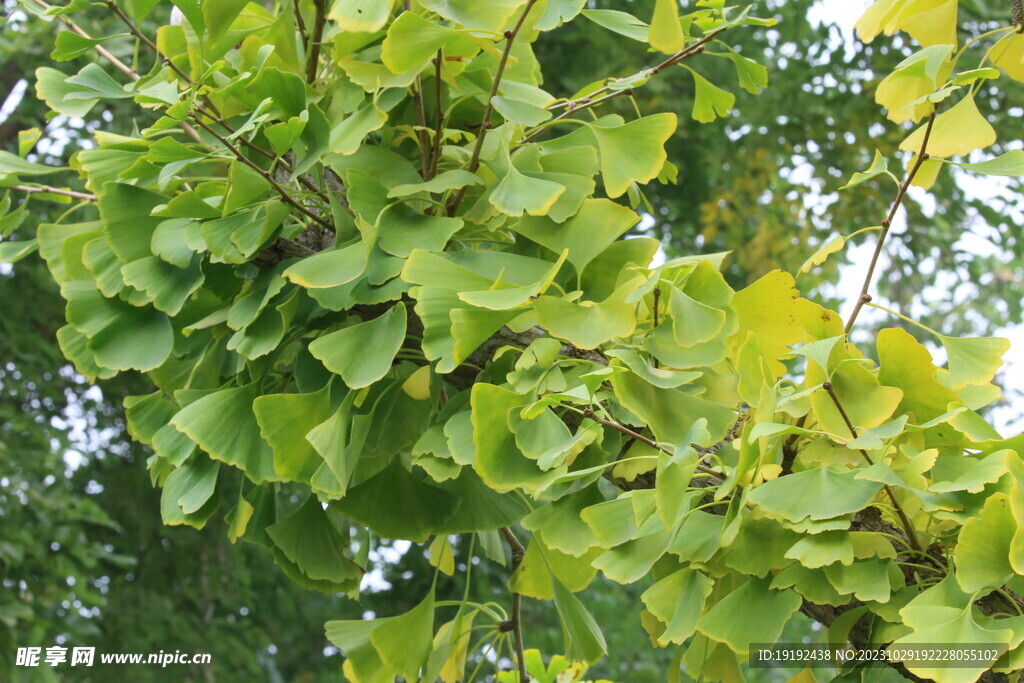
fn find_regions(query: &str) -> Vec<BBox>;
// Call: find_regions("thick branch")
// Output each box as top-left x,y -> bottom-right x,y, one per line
305,0 -> 327,83
499,527 -> 528,683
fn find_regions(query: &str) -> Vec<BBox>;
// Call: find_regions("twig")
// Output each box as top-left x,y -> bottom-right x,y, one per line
293,0 -> 308,45
821,381 -> 922,552
581,407 -> 726,479
447,0 -> 538,216
548,29 -> 721,113
844,110 -> 937,333
101,0 -> 334,206
188,115 -> 333,230
13,184 -> 95,201
31,0 -> 201,142
499,527 -> 528,683
305,0 -> 326,84
520,88 -> 633,145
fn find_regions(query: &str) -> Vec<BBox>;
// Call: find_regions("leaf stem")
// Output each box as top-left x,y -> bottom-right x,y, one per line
821,381 -> 922,552
845,109 -> 937,333
447,0 -> 538,216
864,301 -> 942,338
428,50 -> 445,180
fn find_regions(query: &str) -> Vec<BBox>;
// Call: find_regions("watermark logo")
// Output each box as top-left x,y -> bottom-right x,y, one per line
15,646 -> 208,668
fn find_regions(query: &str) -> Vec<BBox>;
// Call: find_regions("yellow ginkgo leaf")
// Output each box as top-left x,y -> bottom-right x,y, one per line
856,0 -> 958,47
896,0 -> 958,47
992,33 -> 1024,83
649,0 -> 683,54
855,0 -> 902,43
899,94 -> 995,158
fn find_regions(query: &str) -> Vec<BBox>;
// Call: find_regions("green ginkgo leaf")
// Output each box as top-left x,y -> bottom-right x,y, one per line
688,69 -> 735,123
953,492 -> 1015,593
329,0 -> 396,33
121,255 -> 204,316
309,303 -> 407,389
642,569 -> 714,644
253,385 -> 333,483
949,150 -> 1024,176
388,170 -> 482,198
62,280 -> 173,372
471,383 -> 568,491
511,198 -> 640,275
491,96 -> 553,126
332,463 -> 458,542
890,607 -> 1012,683
799,235 -> 847,273
419,0 -> 526,31
582,9 -> 649,42
939,334 -> 1011,390
590,114 -> 677,198
841,150 -> 898,189
534,293 -> 636,350
669,286 -> 726,347
266,496 -> 364,584
171,384 -> 281,484
490,164 -> 566,217
552,578 -> 607,664
370,588 -> 436,680
696,577 -> 802,654
283,241 -> 369,288
748,466 -> 884,523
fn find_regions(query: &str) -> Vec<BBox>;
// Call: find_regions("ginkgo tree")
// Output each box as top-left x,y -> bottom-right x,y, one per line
2,0 -> 1024,681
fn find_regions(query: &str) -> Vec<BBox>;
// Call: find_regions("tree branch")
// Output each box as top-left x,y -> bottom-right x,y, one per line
187,115 -> 333,230
581,406 -> 728,479
547,29 -> 721,113
13,184 -> 95,201
845,109 -> 937,333
499,527 -> 528,683
305,0 -> 326,84
447,0 -> 538,216
821,381 -> 923,552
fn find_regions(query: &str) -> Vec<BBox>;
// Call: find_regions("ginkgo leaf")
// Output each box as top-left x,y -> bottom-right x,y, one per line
491,96 -> 552,126
283,241 -> 369,288
841,150 -> 899,189
642,569 -> 714,645
948,150 -> 1024,176
940,334 -> 1011,390
309,303 -> 407,389
748,466 -> 884,522
581,9 -> 649,42
62,280 -> 173,372
170,384 -> 281,484
388,170 -> 482,197
370,588 -> 436,680
696,577 -> 802,654
489,164 -> 566,217
688,68 -> 735,123
329,0 -> 396,33
992,33 -> 1024,82
649,0 -> 683,54
511,198 -> 639,275
266,496 -> 363,584
419,0 -> 527,32
899,94 -> 996,158
590,114 -> 677,198
953,492 -> 1015,593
